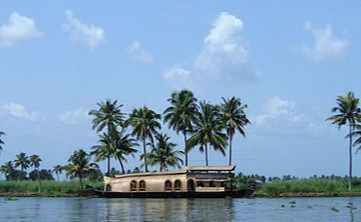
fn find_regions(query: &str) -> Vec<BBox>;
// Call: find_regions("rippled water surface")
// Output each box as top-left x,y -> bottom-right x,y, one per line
1,197 -> 360,221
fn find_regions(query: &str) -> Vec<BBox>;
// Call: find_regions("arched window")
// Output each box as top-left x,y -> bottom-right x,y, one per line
130,180 -> 137,191
165,180 -> 172,191
139,180 -> 146,191
174,180 -> 181,191
106,184 -> 112,191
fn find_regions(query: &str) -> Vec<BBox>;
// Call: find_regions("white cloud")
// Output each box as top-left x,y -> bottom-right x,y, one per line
195,12 -> 250,79
4,102 -> 41,121
163,65 -> 194,89
300,22 -> 348,61
0,12 -> 43,47
253,96 -> 303,124
127,41 -> 154,65
62,10 -> 105,51
59,108 -> 89,124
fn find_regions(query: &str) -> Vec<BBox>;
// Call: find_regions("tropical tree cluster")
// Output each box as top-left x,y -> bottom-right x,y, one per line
327,91 -> 361,191
88,89 -> 250,174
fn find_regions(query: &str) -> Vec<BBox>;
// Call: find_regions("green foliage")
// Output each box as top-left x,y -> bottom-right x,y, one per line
255,177 -> 361,195
0,180 -> 103,195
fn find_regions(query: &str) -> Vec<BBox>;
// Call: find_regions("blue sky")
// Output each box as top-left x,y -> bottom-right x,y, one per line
1,1 -> 361,178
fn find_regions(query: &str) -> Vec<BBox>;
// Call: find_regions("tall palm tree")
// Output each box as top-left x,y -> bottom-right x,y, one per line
53,165 -> 63,181
187,101 -> 228,166
14,152 -> 30,174
0,161 -> 14,180
125,106 -> 161,172
64,149 -> 93,194
326,91 -> 361,191
219,97 -> 250,166
141,133 -> 183,171
91,131 -> 115,175
113,130 -> 138,174
0,131 -> 5,155
89,99 -> 125,134
163,90 -> 199,166
29,154 -> 42,193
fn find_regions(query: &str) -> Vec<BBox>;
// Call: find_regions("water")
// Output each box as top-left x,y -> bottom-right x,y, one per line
1,197 -> 360,221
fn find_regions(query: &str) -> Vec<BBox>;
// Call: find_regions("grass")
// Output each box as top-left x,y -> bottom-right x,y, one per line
255,177 -> 361,195
0,180 -> 103,196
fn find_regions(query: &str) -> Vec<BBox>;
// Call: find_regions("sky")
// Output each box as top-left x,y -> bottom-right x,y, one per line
1,1 -> 361,179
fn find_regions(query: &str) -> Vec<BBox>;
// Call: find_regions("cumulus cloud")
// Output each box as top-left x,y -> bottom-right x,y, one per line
0,12 -> 43,47
59,108 -> 89,124
195,12 -> 252,80
253,96 -> 304,124
127,41 -> 154,65
300,22 -> 348,61
163,65 -> 194,89
4,102 -> 41,121
62,10 -> 105,51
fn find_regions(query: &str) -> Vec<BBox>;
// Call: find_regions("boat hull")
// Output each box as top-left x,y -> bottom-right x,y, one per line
87,188 -> 253,198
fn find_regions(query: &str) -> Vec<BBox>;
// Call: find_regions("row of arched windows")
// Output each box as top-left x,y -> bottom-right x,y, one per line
165,180 -> 182,191
129,179 -> 182,191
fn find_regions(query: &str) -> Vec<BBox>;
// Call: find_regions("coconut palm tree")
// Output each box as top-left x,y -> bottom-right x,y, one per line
0,131 -> 5,155
187,101 -> 228,166
0,161 -> 14,180
326,91 -> 361,191
125,106 -> 161,172
163,90 -> 199,166
113,129 -> 138,174
63,149 -> 93,194
91,131 -> 115,175
53,165 -> 63,181
89,99 -> 125,134
141,133 -> 183,171
14,152 -> 30,174
219,97 -> 250,166
29,154 -> 42,192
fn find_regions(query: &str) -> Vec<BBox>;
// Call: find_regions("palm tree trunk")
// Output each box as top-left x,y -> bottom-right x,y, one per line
143,137 -> 148,172
183,132 -> 188,166
349,124 -> 353,191
107,156 -> 110,175
228,133 -> 233,166
117,156 -> 125,174
205,144 -> 209,166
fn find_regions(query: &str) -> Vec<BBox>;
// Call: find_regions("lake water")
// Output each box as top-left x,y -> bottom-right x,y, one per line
1,197 -> 360,221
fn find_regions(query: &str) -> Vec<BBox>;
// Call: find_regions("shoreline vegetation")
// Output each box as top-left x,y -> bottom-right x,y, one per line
2,175 -> 361,198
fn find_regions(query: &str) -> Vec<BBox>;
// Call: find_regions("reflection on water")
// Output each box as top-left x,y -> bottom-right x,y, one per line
0,197 -> 360,221
103,198 -> 234,221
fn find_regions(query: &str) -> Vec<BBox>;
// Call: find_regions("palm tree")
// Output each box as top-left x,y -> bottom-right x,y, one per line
219,97 -> 250,166
53,165 -> 63,181
141,133 -> 183,171
163,90 -> 199,166
63,149 -> 93,194
125,106 -> 161,172
0,131 -> 5,155
0,161 -> 14,180
89,99 -> 125,133
14,152 -> 30,174
112,130 -> 138,174
29,154 -> 42,192
326,91 -> 361,191
91,131 -> 115,175
187,101 -> 228,166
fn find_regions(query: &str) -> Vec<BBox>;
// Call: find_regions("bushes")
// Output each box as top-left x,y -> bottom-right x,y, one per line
256,178 -> 351,195
0,180 -> 103,195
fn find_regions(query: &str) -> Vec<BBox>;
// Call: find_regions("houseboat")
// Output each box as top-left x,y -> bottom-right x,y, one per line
89,165 -> 253,198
